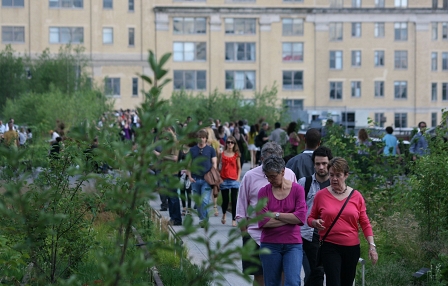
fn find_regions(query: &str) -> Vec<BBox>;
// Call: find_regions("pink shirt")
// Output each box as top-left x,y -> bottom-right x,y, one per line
258,183 -> 307,244
235,166 -> 297,245
307,188 -> 373,246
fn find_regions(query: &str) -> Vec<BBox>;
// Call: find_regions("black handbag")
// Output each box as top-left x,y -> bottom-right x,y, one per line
316,190 -> 355,267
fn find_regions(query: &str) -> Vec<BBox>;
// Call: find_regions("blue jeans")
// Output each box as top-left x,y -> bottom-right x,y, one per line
191,178 -> 212,221
260,243 -> 303,286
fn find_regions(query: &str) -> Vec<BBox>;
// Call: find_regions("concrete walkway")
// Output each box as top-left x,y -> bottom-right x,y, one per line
149,162 -> 306,286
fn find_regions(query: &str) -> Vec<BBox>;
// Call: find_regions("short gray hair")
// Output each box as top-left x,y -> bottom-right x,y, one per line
261,141 -> 283,160
262,156 -> 286,174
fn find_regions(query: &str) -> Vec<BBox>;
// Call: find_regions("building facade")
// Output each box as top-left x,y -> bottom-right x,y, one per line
1,0 -> 447,128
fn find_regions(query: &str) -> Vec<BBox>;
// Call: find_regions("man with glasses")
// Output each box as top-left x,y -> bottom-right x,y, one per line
235,142 -> 296,286
187,129 -> 217,227
410,121 -> 429,160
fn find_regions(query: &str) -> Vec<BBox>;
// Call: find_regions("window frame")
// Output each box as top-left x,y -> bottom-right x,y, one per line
173,42 -> 207,62
282,42 -> 304,62
329,50 -> 343,70
329,22 -> 343,41
282,18 -> 304,36
49,27 -> 84,44
394,81 -> 407,99
374,22 -> 385,38
432,22 -> 438,40
103,0 -> 112,9
431,52 -> 438,71
105,77 -> 120,96
225,70 -> 256,90
374,50 -> 385,67
128,0 -> 134,11
394,50 -> 408,70
128,27 -> 135,46
2,0 -> 24,7
132,77 -> 138,96
329,81 -> 343,100
225,18 -> 256,35
375,112 -> 385,127
443,52 -> 448,70
375,81 -> 384,97
225,42 -> 256,62
351,50 -> 362,67
102,27 -> 113,44
173,70 -> 207,90
351,22 -> 361,38
49,0 -> 83,8
394,0 -> 407,8
394,22 -> 408,41
375,0 -> 385,7
282,70 -> 304,90
1,26 -> 25,43
351,81 -> 361,97
394,113 -> 407,128
352,0 -> 361,8
431,82 -> 437,101
443,83 -> 448,100
431,112 -> 437,128
173,17 -> 206,35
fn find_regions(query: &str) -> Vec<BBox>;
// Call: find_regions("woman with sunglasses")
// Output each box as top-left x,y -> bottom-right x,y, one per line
219,135 -> 241,227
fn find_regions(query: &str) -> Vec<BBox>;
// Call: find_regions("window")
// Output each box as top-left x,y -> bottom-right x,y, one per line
128,0 -> 134,11
103,0 -> 112,9
132,78 -> 138,96
105,78 -> 120,96
394,51 -> 408,69
225,18 -> 256,35
431,112 -> 437,128
102,28 -> 113,44
351,23 -> 361,37
394,81 -> 407,99
374,22 -> 385,37
330,0 -> 343,8
394,0 -> 407,7
375,81 -> 384,97
351,50 -> 361,67
375,113 -> 385,127
2,0 -> 24,7
351,81 -> 361,97
433,0 -> 438,8
394,22 -> 408,41
282,42 -> 303,61
174,17 -> 206,34
225,71 -> 255,90
128,28 -> 135,46
432,22 -> 438,40
49,27 -> 83,43
2,26 -> 24,43
445,0 -> 448,9
174,70 -> 206,90
443,52 -> 448,70
329,23 -> 343,41
374,51 -> 384,67
283,99 -> 303,110
394,113 -> 407,128
282,18 -> 304,36
225,42 -> 255,61
444,83 -> 448,100
283,0 -> 304,2
341,112 -> 356,129
375,0 -> 385,7
330,82 -> 343,100
352,0 -> 361,7
432,52 -> 438,71
329,51 -> 343,70
173,42 -> 206,61
49,0 -> 82,8
282,71 -> 303,90
432,83 -> 437,101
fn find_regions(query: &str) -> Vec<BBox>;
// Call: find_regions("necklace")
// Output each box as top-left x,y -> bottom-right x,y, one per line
333,186 -> 347,195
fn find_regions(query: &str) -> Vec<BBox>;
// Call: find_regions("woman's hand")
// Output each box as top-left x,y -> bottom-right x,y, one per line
369,248 -> 378,265
312,219 -> 325,230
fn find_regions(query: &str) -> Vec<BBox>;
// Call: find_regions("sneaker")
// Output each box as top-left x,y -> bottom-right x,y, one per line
169,220 -> 182,226
182,209 -> 186,216
159,207 -> 168,211
199,220 -> 205,228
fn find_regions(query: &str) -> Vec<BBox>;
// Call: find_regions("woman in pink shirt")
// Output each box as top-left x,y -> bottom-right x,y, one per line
307,157 -> 378,286
258,156 -> 307,286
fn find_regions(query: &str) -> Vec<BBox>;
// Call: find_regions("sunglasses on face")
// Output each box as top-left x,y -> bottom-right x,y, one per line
226,141 -> 235,144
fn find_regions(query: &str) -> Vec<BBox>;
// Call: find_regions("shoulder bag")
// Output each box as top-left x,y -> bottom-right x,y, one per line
204,166 -> 223,198
316,189 -> 355,267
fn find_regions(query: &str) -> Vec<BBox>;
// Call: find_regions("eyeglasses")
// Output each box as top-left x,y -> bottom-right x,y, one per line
226,141 -> 235,144
264,173 -> 280,180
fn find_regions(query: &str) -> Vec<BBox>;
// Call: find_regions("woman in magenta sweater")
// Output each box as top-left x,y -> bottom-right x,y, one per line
258,155 -> 307,286
307,157 -> 378,286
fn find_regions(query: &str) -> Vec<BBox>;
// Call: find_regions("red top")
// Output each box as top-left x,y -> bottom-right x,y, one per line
307,188 -> 373,246
220,153 -> 239,180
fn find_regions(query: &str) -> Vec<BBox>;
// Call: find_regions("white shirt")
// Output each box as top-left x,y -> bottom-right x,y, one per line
0,124 -> 5,134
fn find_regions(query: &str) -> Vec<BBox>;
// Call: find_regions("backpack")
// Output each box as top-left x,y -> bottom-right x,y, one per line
255,133 -> 263,148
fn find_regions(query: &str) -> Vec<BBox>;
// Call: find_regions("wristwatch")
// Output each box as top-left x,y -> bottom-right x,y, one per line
275,213 -> 280,220
369,242 -> 376,248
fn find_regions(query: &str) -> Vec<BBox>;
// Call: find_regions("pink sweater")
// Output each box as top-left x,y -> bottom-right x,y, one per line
258,183 -> 307,244
307,188 -> 373,246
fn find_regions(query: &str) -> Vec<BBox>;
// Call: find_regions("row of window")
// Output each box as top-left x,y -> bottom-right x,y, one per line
430,82 -> 448,101
376,112 -> 437,129
330,81 -> 407,99
335,0 -> 448,9
105,77 -> 138,97
2,0 -> 135,10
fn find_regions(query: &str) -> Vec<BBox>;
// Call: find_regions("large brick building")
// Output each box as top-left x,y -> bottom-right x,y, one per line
1,0 -> 447,128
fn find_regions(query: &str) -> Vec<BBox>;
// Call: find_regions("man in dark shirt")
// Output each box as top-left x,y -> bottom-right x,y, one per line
187,129 -> 217,227
286,128 -> 321,180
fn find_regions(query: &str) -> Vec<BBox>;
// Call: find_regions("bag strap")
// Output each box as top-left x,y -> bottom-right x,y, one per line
304,176 -> 312,199
320,189 -> 355,244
